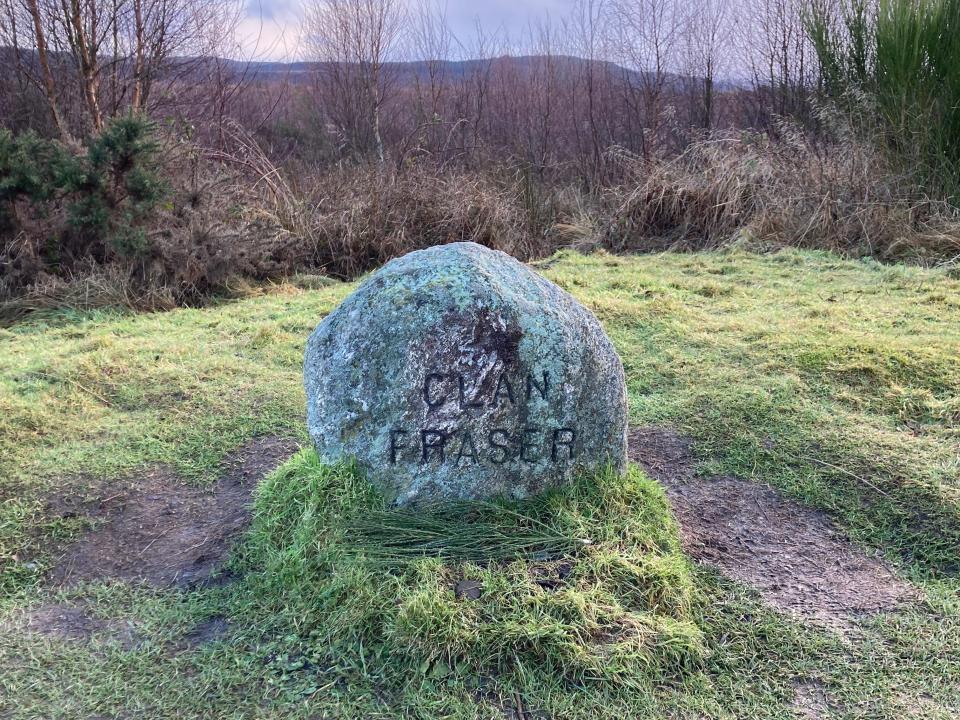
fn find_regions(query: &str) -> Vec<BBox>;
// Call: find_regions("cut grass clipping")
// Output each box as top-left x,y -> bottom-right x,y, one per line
236,450 -> 703,689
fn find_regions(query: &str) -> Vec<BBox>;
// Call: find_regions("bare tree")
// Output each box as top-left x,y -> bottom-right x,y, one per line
0,0 -> 239,139
612,0 -> 684,158
524,16 -> 561,171
453,18 -> 506,162
305,0 -> 405,162
566,0 -> 610,176
410,0 -> 450,124
680,0 -> 730,130
743,0 -> 817,126
16,0 -> 74,139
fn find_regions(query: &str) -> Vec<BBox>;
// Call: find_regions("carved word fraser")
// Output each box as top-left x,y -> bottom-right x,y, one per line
388,368 -> 577,466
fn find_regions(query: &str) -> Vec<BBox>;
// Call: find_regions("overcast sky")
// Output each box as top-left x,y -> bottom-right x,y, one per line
237,0 -> 574,60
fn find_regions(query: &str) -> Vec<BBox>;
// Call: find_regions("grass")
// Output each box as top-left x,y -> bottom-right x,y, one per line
240,457 -> 701,690
1,247 -> 958,718
808,0 -> 960,199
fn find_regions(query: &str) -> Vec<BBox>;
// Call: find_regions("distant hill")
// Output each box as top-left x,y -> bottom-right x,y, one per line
0,47 -> 742,92
207,54 -> 742,91
230,55 -> 643,83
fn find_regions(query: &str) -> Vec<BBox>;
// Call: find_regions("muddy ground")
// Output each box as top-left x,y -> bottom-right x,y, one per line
7,426 -> 919,720
27,428 -> 917,632
46,436 -> 299,588
628,426 -> 917,629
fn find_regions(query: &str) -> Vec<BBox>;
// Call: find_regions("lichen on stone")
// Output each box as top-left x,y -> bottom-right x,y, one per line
304,242 -> 628,506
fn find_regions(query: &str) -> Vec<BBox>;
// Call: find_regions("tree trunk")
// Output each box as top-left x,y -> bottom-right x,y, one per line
26,0 -> 74,142
66,0 -> 104,131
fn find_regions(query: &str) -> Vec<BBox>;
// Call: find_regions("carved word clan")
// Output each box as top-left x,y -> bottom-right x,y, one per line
388,368 -> 576,467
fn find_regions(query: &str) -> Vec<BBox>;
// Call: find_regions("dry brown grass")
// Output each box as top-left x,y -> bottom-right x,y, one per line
0,258 -> 289,323
212,124 -> 564,279
600,128 -> 960,263
0,262 -> 179,321
5,123 -> 960,319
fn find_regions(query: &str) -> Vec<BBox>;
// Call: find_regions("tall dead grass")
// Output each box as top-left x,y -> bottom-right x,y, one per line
214,124 -> 566,278
5,122 -> 960,321
601,125 -> 960,263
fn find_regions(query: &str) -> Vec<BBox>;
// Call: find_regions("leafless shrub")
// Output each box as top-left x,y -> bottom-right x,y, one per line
206,123 -> 579,279
246,164 -> 567,279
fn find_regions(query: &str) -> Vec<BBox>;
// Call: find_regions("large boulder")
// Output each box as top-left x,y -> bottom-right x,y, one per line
304,242 -> 627,506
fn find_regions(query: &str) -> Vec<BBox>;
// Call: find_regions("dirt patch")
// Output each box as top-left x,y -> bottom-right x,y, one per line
629,426 -> 917,629
8,602 -> 141,649
792,680 -> 831,720
182,615 -> 231,646
47,436 -> 299,588
628,426 -> 696,486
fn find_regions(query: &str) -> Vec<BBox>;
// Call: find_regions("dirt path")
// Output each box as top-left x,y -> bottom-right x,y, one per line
46,436 -> 299,588
40,427 -> 915,627
6,427 -> 923,719
629,426 -> 917,630
6,436 -> 297,645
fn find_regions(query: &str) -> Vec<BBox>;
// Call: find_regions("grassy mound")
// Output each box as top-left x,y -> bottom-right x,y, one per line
234,451 -> 703,693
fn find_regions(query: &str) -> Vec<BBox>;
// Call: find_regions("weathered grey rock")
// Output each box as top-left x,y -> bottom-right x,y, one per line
304,242 -> 627,506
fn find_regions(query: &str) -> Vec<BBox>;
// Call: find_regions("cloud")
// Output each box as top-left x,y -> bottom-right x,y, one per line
444,0 -> 569,42
238,0 -> 302,60
236,0 -> 574,60
245,0 -> 298,22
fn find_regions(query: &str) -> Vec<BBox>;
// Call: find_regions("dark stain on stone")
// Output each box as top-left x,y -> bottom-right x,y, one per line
468,309 -> 523,365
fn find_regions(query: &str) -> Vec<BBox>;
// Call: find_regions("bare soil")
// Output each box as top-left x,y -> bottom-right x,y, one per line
629,426 -> 917,630
792,680 -> 832,720
46,436 -> 299,588
181,616 -> 231,647
17,426 -> 916,662
12,602 -> 141,649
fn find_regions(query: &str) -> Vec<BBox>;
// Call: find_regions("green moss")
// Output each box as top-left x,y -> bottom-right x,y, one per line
236,454 -> 701,690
